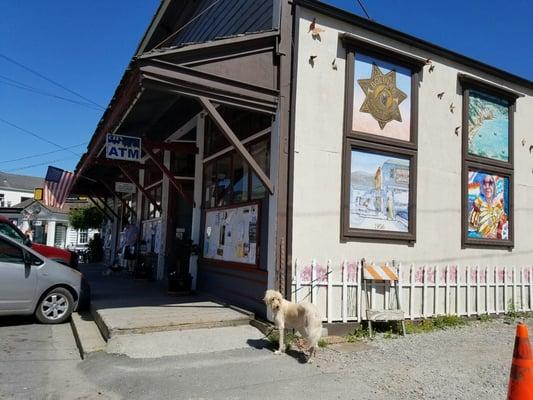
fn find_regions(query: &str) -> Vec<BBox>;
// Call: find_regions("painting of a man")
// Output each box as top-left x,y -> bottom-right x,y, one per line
468,172 -> 508,240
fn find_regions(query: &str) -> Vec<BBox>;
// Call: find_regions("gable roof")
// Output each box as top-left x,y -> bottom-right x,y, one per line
12,198 -> 90,214
0,172 -> 43,192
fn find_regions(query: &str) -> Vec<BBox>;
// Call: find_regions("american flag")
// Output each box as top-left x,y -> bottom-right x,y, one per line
43,166 -> 76,208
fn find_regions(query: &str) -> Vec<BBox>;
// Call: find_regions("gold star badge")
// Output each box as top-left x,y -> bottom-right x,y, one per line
357,64 -> 407,130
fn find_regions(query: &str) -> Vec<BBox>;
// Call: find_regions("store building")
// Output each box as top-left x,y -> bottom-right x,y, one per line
72,0 -> 533,320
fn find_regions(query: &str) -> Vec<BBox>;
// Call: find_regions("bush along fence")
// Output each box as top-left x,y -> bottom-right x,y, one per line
291,259 -> 533,323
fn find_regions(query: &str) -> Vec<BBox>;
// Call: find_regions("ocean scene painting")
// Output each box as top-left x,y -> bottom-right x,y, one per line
467,170 -> 509,240
350,149 -> 410,232
468,90 -> 509,162
353,54 -> 411,141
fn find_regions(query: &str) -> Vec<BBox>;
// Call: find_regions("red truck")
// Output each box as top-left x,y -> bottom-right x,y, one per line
0,216 -> 78,269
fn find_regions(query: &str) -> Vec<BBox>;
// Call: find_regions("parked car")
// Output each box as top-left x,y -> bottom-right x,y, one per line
0,233 -> 82,323
0,216 -> 78,270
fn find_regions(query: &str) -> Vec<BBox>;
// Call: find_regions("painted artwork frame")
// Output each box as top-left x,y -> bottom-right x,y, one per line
462,163 -> 513,248
460,75 -> 516,170
460,75 -> 517,249
344,44 -> 423,150
341,139 -> 417,243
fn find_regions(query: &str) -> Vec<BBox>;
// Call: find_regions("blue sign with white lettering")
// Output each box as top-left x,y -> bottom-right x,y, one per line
106,134 -> 141,162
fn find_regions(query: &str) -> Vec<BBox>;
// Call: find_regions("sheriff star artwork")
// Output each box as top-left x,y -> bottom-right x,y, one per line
353,54 -> 411,141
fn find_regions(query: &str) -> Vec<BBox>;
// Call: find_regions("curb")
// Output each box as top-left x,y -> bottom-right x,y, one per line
70,312 -> 106,359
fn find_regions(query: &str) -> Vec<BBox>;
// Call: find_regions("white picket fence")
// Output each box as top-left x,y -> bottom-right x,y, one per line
291,258 -> 533,323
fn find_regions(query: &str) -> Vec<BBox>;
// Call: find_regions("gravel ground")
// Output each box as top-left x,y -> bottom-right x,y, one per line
315,318 -> 531,399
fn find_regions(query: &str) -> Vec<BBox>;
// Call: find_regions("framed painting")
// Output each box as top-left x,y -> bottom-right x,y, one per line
342,140 -> 416,242
467,90 -> 510,163
462,165 -> 513,248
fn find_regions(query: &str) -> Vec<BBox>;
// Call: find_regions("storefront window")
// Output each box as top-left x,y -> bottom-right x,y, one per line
203,163 -> 216,208
249,140 -> 270,200
142,184 -> 162,220
202,137 -> 270,209
215,156 -> 232,207
232,155 -> 249,203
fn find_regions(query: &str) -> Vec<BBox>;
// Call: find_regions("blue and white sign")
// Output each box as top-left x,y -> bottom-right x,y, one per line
106,134 -> 141,162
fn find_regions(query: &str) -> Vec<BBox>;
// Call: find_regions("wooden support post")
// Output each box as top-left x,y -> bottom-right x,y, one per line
118,165 -> 162,213
199,96 -> 274,194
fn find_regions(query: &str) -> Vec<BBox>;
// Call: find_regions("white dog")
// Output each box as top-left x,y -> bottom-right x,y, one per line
263,289 -> 322,362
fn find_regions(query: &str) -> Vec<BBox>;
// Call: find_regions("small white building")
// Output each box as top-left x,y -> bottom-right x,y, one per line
13,198 -> 99,250
0,172 -> 42,210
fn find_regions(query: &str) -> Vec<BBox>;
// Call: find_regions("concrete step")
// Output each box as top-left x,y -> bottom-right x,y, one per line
91,301 -> 253,339
70,312 -> 106,359
105,324 -> 266,359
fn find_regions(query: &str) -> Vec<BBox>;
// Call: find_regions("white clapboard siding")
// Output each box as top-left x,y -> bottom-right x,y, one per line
291,259 -> 533,322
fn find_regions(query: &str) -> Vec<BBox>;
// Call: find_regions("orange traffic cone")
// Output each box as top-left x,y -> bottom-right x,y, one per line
508,323 -> 533,399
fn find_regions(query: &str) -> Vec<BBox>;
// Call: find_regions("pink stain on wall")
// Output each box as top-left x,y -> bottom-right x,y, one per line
300,263 -> 329,283
346,262 -> 358,283
414,267 -> 425,284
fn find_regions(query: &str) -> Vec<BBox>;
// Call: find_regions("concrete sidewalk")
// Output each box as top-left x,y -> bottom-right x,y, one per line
73,263 -> 263,358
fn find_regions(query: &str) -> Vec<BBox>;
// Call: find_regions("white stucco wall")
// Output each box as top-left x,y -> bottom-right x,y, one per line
291,7 -> 533,268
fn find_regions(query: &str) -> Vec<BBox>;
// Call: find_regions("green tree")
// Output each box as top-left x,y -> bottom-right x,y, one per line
68,206 -> 104,230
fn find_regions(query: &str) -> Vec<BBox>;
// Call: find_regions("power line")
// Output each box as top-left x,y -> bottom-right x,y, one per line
0,142 -> 87,165
0,117 -> 83,157
0,74 -> 102,111
356,0 -> 372,20
4,155 -> 79,172
0,53 -> 105,110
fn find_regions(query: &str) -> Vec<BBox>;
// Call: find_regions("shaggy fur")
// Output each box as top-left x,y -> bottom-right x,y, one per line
263,289 -> 322,362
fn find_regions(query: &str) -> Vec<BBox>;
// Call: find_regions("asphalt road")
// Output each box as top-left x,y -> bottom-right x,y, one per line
0,316 -> 110,400
0,315 -> 522,399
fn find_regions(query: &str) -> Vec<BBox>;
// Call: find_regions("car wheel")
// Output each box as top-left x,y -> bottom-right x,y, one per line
35,288 -> 74,324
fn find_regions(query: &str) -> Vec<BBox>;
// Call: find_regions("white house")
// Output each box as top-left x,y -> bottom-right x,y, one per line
0,172 -> 42,209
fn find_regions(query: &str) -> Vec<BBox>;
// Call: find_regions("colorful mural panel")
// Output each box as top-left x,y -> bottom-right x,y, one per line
467,170 -> 509,240
468,90 -> 509,162
349,149 -> 410,232
353,54 -> 411,141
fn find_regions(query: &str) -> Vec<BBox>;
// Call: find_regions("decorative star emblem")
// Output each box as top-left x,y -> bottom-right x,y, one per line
357,64 -> 407,130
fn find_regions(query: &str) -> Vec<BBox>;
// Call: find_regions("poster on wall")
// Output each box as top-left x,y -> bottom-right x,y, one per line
468,90 -> 509,162
353,54 -> 411,141
467,170 -> 509,240
349,149 -> 410,232
141,219 -> 161,253
203,204 -> 259,265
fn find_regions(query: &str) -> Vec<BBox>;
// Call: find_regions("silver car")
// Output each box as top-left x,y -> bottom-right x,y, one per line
0,233 -> 82,324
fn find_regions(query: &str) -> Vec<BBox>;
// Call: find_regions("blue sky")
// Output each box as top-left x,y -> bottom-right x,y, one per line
0,0 -> 531,178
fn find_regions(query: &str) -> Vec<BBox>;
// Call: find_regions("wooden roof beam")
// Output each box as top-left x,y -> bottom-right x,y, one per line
199,96 -> 274,195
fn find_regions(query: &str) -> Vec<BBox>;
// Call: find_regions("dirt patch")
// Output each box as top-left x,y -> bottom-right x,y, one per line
313,318 -> 530,399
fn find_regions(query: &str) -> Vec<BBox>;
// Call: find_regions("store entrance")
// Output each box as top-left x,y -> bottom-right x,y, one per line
165,181 -> 195,291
